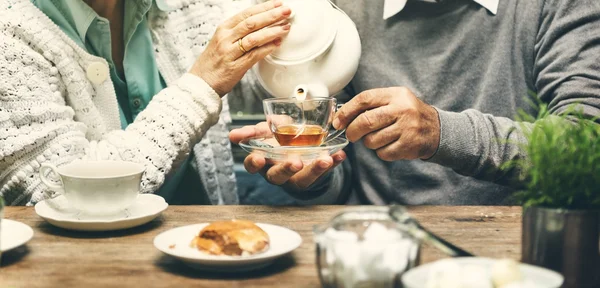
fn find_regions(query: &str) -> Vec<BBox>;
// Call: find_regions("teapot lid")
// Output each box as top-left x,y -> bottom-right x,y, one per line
269,0 -> 338,62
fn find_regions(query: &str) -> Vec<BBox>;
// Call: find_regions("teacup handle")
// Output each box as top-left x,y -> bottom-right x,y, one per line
324,128 -> 346,144
323,103 -> 346,144
39,163 -> 64,196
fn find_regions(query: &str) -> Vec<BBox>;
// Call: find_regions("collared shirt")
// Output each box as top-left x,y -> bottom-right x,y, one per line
32,0 -> 171,126
32,0 -> 193,202
383,0 -> 499,19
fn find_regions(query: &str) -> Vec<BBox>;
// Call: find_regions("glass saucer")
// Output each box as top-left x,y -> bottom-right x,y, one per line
238,136 -> 349,162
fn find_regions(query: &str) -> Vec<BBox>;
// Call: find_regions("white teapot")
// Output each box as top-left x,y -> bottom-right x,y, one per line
252,0 -> 361,98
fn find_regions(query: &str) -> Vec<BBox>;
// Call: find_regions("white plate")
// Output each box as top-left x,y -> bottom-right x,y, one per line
1,219 -> 34,252
402,257 -> 564,288
239,136 -> 348,162
34,194 -> 168,232
154,223 -> 303,272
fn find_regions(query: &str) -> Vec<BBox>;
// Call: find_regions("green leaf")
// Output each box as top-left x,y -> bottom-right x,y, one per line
502,99 -> 600,209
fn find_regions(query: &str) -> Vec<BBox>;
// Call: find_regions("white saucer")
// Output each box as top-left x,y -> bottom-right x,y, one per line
34,194 -> 168,232
1,219 -> 34,252
402,257 -> 564,288
154,223 -> 303,272
239,136 -> 348,162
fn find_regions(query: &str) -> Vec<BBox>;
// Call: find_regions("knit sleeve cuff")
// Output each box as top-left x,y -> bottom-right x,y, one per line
424,108 -> 477,171
175,73 -> 222,117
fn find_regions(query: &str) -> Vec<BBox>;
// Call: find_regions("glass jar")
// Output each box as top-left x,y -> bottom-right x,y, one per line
314,207 -> 421,288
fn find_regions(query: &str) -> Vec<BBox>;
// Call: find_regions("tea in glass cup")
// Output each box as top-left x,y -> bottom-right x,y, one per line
263,98 -> 344,147
273,124 -> 327,146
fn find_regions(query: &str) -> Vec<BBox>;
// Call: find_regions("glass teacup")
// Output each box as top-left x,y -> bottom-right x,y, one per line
263,98 -> 345,147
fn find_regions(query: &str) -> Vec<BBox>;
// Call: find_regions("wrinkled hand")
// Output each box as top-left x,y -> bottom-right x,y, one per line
332,87 -> 440,161
190,0 -> 291,96
229,122 -> 346,189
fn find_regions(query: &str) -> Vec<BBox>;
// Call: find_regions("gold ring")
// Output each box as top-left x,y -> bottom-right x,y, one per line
238,38 -> 248,54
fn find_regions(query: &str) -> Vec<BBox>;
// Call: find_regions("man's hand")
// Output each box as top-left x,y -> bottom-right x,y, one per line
229,122 -> 346,190
333,87 -> 440,161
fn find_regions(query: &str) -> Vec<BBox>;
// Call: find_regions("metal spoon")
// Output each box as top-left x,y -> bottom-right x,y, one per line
389,205 -> 475,257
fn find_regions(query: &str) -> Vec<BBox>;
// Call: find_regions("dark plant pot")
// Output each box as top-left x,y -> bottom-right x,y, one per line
522,206 -> 600,288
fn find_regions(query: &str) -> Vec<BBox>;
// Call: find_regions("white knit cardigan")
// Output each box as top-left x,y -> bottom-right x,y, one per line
0,0 -> 248,205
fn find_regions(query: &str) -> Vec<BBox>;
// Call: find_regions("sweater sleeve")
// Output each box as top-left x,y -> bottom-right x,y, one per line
425,0 -> 600,187
0,33 -> 221,205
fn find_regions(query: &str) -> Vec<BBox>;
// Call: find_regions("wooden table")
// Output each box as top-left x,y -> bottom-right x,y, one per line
1,206 -> 522,287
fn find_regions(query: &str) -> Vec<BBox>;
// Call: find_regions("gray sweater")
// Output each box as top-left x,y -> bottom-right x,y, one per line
281,0 -> 600,205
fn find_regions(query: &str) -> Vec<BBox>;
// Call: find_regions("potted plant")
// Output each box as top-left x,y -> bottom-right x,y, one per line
503,103 -> 600,288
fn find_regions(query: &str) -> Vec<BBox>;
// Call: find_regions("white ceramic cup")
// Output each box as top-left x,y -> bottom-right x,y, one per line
39,160 -> 145,215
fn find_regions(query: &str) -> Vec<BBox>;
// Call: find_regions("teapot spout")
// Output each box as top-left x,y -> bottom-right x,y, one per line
293,83 -> 329,100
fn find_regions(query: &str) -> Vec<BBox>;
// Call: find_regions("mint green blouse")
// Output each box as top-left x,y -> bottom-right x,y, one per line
32,0 -> 193,202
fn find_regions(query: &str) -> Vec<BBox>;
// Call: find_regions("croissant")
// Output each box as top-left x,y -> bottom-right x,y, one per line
191,220 -> 270,256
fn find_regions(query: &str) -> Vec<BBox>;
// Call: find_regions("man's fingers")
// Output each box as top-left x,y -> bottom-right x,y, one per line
243,154 -> 267,174
345,106 -> 396,142
263,160 -> 303,185
333,89 -> 392,130
360,122 -> 400,150
375,135 -> 421,161
287,157 -> 334,189
331,150 -> 346,164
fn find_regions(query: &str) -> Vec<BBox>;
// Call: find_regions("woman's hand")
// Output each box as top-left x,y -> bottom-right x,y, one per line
190,0 -> 291,96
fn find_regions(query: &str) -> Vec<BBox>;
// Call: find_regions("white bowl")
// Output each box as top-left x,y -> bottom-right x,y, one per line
402,257 -> 564,288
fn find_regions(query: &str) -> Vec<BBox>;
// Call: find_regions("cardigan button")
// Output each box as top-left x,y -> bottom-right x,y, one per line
86,62 -> 109,85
